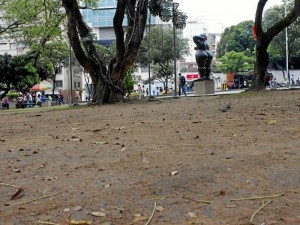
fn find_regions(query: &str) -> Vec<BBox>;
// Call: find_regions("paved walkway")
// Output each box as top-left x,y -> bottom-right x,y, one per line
155,88 -> 246,99
155,85 -> 300,99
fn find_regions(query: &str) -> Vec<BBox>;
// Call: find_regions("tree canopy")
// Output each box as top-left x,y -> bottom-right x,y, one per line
253,0 -> 300,89
217,21 -> 256,58
263,1 -> 300,70
217,50 -> 255,74
0,54 -> 39,98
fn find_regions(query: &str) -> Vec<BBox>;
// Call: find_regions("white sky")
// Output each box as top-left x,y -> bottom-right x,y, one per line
178,0 -> 284,30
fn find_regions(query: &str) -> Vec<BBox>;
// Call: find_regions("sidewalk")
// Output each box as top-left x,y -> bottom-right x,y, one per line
155,88 -> 247,99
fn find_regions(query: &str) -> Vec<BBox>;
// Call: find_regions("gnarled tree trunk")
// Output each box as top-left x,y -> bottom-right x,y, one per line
253,0 -> 300,90
62,0 -> 148,104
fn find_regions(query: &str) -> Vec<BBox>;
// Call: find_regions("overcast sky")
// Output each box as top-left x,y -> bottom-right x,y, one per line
178,0 -> 284,29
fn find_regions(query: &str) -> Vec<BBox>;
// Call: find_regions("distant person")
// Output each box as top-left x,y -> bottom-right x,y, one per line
152,83 -> 156,96
25,92 -> 32,108
156,87 -> 160,96
57,92 -> 63,105
137,84 -> 142,99
179,73 -> 187,96
1,96 -> 9,109
187,82 -> 191,92
268,75 -> 273,89
171,82 -> 175,96
291,75 -> 295,85
74,90 -> 80,104
36,91 -> 42,107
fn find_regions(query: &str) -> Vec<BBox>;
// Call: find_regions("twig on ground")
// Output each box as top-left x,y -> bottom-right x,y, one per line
182,196 -> 211,204
0,182 -> 20,189
279,155 -> 288,160
16,192 -> 59,205
291,189 -> 300,193
63,153 -> 72,158
231,193 -> 284,201
149,196 -> 171,201
250,200 -> 272,223
282,196 -> 295,205
145,202 -> 157,225
36,221 -> 60,225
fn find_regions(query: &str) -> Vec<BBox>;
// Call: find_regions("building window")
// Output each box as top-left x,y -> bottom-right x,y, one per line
10,43 -> 17,50
77,82 -> 80,88
74,81 -> 77,88
55,80 -> 63,87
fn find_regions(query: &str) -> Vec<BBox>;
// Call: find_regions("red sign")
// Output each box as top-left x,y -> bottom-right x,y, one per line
186,74 -> 199,80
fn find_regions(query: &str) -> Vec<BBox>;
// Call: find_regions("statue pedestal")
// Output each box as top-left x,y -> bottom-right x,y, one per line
194,79 -> 215,95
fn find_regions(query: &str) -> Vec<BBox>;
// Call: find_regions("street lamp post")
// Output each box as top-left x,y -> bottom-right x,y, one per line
172,0 -> 179,97
69,40 -> 73,104
283,0 -> 289,87
148,9 -> 152,98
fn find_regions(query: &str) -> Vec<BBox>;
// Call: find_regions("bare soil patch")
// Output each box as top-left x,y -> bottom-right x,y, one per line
1,90 -> 300,225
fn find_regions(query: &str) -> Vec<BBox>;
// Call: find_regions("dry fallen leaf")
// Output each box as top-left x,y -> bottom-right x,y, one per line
10,188 -> 24,200
90,211 -> 106,217
133,214 -> 148,223
187,212 -> 197,218
94,141 -> 108,144
63,208 -> 70,212
171,171 -> 178,176
69,219 -> 92,225
112,127 -> 125,130
156,205 -> 164,212
268,119 -> 277,125
12,167 -> 20,173
120,147 -> 126,152
74,206 -> 82,211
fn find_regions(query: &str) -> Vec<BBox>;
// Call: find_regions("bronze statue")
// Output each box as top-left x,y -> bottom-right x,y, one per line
193,34 -> 213,80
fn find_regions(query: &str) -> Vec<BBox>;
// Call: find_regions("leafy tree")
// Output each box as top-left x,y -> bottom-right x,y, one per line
2,0 -> 66,65
123,66 -> 137,96
217,21 -> 256,58
0,54 -> 39,98
263,2 -> 300,70
137,26 -> 189,92
39,41 -> 69,98
253,0 -> 300,90
62,0 -> 187,104
217,51 -> 255,74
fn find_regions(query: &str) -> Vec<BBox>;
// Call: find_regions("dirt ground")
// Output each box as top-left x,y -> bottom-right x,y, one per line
0,90 -> 300,225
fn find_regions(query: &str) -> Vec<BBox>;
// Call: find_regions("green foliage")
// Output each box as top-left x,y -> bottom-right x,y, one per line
149,0 -> 187,30
217,51 -> 255,74
96,44 -> 115,65
6,91 -> 19,100
137,25 -> 189,89
122,67 -> 136,95
263,1 -> 300,69
217,21 -> 256,58
2,0 -> 66,59
36,41 -> 70,96
0,54 -> 39,96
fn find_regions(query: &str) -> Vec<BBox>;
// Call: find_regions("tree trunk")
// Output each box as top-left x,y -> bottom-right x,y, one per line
254,45 -> 269,90
253,0 -> 300,90
62,0 -> 148,104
